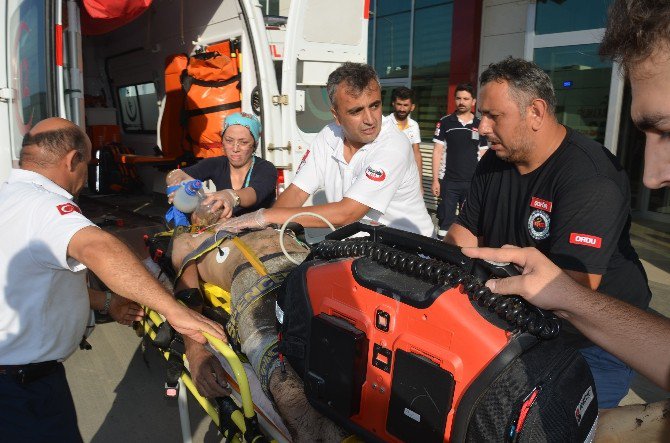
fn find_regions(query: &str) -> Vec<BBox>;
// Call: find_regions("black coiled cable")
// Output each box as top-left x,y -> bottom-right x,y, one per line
312,240 -> 560,339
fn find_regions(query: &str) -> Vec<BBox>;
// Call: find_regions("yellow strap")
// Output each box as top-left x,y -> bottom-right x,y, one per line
232,237 -> 268,276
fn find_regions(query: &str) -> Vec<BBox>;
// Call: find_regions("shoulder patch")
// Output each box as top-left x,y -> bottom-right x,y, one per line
365,165 -> 386,182
569,233 -> 602,249
528,209 -> 550,240
296,149 -> 310,174
529,196 -> 553,213
56,203 -> 82,215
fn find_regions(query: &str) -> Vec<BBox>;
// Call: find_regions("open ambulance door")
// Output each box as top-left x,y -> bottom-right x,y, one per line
0,0 -> 83,182
2,0 -> 66,181
238,0 -> 282,162
277,0 -> 369,185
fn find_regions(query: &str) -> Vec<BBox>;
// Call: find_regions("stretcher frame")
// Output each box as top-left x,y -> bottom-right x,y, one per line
142,294 -> 291,443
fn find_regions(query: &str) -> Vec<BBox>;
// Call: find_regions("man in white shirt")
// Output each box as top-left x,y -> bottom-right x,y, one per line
221,63 -> 434,237
386,87 -> 423,192
0,118 -> 224,442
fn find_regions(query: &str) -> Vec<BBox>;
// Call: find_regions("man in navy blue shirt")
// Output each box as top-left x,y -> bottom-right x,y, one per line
431,83 -> 488,238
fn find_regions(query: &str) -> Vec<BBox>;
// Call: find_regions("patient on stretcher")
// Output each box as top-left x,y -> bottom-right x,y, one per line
170,227 -> 346,442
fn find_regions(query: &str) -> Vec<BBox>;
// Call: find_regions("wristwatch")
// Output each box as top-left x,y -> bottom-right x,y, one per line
228,190 -> 241,208
100,290 -> 112,315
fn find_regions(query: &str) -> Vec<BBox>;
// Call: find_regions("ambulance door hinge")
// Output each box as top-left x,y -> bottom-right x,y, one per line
266,142 -> 292,154
0,88 -> 16,103
272,94 -> 289,106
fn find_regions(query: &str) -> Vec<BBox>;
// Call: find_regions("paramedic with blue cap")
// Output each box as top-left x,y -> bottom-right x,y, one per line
166,112 -> 277,223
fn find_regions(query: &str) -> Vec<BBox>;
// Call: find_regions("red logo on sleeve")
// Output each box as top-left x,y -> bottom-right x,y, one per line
530,197 -> 552,213
569,233 -> 602,248
296,150 -> 310,174
56,203 -> 81,215
365,166 -> 386,182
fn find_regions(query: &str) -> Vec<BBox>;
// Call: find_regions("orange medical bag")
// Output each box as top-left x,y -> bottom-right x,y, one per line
182,46 -> 241,158
277,223 -> 598,442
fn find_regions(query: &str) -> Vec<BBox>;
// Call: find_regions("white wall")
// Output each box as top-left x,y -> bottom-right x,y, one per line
479,0 -> 531,76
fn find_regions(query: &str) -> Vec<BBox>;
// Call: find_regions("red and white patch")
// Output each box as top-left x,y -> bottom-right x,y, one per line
529,197 -> 552,213
569,233 -> 602,249
296,149 -> 310,174
434,122 -> 441,137
365,165 -> 386,182
57,203 -> 81,215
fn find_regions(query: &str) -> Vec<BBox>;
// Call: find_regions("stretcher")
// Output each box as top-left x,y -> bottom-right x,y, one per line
141,302 -> 292,442
139,233 -> 294,442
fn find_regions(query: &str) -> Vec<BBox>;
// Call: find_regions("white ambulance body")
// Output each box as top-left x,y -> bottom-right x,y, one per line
0,0 -> 369,190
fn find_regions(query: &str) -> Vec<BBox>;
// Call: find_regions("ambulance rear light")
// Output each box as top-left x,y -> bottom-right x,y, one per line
276,168 -> 286,196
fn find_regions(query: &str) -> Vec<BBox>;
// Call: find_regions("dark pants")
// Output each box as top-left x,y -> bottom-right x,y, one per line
579,345 -> 634,408
0,363 -> 82,443
437,180 -> 470,231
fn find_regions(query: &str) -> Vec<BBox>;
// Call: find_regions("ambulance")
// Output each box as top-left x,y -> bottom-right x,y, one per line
0,0 -> 370,192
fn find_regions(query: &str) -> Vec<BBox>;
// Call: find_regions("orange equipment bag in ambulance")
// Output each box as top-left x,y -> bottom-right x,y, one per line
277,222 -> 598,443
181,47 -> 241,158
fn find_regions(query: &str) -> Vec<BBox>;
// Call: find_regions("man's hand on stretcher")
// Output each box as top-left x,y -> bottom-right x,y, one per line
109,293 -> 145,326
165,304 -> 227,345
185,341 -> 232,398
69,227 -> 227,346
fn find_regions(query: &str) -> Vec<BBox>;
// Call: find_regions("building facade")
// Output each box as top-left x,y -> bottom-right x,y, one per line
364,0 -> 668,221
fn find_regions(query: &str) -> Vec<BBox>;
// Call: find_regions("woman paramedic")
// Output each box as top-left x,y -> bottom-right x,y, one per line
165,112 -> 277,223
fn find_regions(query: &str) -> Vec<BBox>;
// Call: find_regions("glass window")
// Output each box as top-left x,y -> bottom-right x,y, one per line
296,86 -> 332,134
259,0 -> 280,16
117,82 -> 158,133
9,0 -> 52,158
374,2 -> 411,79
368,2 -> 375,64
648,188 -> 670,215
534,44 -> 612,144
535,0 -> 612,35
412,1 -> 453,139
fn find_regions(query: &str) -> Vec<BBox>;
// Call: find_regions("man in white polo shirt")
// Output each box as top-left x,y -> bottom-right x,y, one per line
221,62 -> 434,237
0,118 -> 224,442
385,86 -> 423,192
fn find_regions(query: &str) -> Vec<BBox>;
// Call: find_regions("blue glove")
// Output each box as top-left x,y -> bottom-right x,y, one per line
166,206 -> 190,227
165,185 -> 190,226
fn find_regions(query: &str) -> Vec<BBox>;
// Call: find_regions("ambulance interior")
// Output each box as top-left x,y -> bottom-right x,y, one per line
78,1 -> 274,193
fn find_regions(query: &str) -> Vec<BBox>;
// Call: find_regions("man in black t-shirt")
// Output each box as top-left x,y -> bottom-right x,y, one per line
431,83 -> 488,237
445,57 -> 651,409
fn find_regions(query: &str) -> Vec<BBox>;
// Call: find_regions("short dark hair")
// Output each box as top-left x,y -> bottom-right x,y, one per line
391,86 -> 415,103
479,57 -> 556,115
20,126 -> 88,167
327,62 -> 380,108
455,83 -> 474,97
600,0 -> 670,74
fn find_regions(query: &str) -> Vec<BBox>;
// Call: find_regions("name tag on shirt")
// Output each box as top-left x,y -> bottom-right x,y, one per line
471,130 -> 479,141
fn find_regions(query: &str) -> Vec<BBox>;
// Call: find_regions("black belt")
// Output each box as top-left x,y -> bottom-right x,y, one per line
0,361 -> 61,384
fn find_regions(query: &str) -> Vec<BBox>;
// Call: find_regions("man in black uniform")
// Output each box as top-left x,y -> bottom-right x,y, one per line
445,57 -> 651,409
431,83 -> 488,237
